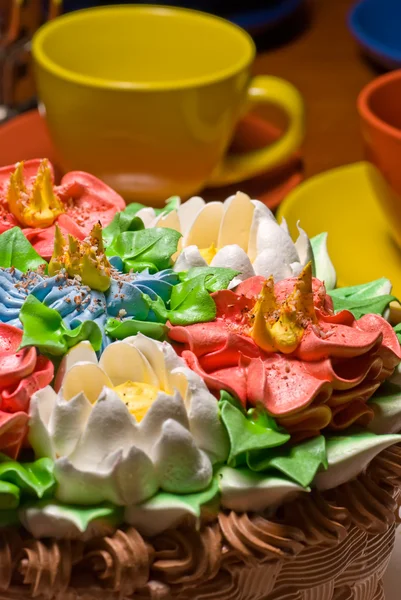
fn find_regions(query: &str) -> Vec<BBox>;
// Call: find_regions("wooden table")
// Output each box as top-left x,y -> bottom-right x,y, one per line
253,0 -> 381,178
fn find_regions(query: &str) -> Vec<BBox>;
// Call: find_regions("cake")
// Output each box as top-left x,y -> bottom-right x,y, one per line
0,159 -> 399,600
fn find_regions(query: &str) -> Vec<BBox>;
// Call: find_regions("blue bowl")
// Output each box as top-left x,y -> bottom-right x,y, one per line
349,0 -> 401,70
57,0 -> 304,35
228,0 -> 304,34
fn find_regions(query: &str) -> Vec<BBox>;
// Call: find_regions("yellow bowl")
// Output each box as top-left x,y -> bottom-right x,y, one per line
277,161 -> 401,299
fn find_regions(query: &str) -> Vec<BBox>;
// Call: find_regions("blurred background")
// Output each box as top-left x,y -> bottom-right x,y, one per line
0,0 -> 305,121
0,0 -> 391,180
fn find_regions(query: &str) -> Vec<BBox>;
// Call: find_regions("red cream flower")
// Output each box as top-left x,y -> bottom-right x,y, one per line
0,324 -> 53,458
168,266 -> 401,441
0,159 -> 126,259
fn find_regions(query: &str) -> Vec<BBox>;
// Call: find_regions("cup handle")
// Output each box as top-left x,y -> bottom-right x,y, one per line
206,75 -> 305,187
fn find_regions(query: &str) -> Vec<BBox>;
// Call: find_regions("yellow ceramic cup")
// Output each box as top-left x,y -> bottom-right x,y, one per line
32,5 -> 305,204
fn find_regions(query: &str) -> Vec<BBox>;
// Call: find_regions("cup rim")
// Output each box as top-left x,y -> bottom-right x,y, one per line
348,0 -> 401,65
32,4 -> 256,91
357,69 -> 401,141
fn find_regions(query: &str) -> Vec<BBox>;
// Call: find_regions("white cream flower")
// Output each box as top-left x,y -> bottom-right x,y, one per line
28,334 -> 229,506
137,192 -> 313,286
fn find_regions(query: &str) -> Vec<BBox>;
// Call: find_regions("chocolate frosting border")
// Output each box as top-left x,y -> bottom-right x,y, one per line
0,443 -> 400,599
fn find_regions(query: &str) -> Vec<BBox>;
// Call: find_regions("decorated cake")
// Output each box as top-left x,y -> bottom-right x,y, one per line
0,160 -> 400,600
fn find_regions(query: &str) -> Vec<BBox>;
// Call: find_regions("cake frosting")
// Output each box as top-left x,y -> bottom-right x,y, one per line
0,223 -> 184,351
0,324 -> 53,459
169,265 -> 401,439
0,159 -> 125,259
0,446 -> 399,599
0,264 -> 179,350
0,249 -> 396,538
118,192 -> 325,288
28,334 -> 229,509
0,172 -> 399,599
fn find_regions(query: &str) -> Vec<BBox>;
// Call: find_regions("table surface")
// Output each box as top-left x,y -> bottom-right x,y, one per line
253,0 -> 381,178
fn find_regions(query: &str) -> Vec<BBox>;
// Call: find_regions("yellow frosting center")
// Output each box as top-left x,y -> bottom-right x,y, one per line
7,160 -> 65,228
112,381 -> 160,422
49,223 -> 112,292
198,243 -> 218,265
250,262 -> 317,354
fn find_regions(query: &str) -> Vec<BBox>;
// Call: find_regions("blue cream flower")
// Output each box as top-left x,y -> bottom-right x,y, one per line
0,266 -> 178,350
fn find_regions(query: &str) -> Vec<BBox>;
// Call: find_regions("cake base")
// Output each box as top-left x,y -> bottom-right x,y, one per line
0,445 -> 400,600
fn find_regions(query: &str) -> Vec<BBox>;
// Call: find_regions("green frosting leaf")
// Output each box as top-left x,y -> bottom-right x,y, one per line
218,466 -> 309,512
0,454 -> 55,509
329,278 -> 392,299
0,481 -> 20,509
179,267 -> 238,293
310,232 -> 336,289
0,227 -> 47,272
148,274 -> 217,326
160,196 -> 181,215
0,509 -> 19,527
324,431 -> 400,460
105,318 -> 167,341
368,381 -> 401,434
394,323 -> 401,344
20,295 -> 102,356
118,202 -> 148,217
125,476 -> 220,536
332,294 -> 396,320
121,196 -> 180,218
20,500 -> 123,536
106,228 -> 182,273
218,351 -> 328,488
313,431 -> 401,490
329,279 -> 396,319
139,476 -> 219,516
168,275 -> 217,325
102,212 -> 144,247
219,395 -> 290,466
247,435 -> 328,488
220,390 -> 243,411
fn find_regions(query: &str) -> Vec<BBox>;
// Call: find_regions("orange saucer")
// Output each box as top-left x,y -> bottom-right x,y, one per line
0,110 -> 303,210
